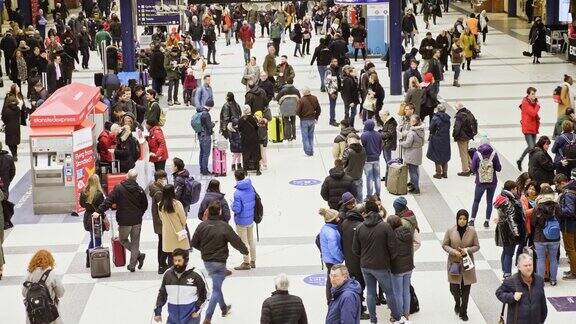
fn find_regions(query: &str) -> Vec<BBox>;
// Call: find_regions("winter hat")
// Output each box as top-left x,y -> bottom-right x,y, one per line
423,72 -> 434,83
204,98 -> 214,109
379,110 -> 390,123
341,192 -> 355,206
319,208 -> 339,223
393,197 -> 408,212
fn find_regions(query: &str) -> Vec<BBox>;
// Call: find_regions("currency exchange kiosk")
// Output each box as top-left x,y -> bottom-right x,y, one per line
29,83 -> 106,214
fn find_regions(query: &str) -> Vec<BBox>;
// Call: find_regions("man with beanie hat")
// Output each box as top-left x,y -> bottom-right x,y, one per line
321,159 -> 357,210
353,200 -> 401,323
342,134 -> 367,201
318,207 -> 344,303
198,97 -> 216,175
558,171 -> 576,279
361,119 -> 383,198
393,197 -> 420,235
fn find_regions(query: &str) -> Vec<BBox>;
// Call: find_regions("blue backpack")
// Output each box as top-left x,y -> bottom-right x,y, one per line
543,216 -> 561,240
191,112 -> 203,133
180,176 -> 201,207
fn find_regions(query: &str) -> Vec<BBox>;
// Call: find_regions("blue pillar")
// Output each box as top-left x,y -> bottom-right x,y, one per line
546,0 -> 559,25
507,0 -> 517,17
18,0 -> 31,25
389,0 -> 402,95
120,0 -> 135,72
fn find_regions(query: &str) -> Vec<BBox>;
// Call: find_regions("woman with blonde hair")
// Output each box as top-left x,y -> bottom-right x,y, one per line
79,174 -> 108,268
404,76 -> 424,117
22,250 -> 65,324
158,184 -> 190,266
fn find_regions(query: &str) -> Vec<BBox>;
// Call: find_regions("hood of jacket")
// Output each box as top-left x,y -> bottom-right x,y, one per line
349,142 -> 363,153
411,123 -> 426,137
363,211 -> 382,227
536,192 -> 556,204
332,278 -> 362,299
477,143 -> 494,156
335,127 -> 357,143
329,167 -> 345,180
394,225 -> 412,243
363,119 -> 375,132
173,169 -> 190,179
345,209 -> 364,222
204,191 -> 225,201
235,178 -> 253,191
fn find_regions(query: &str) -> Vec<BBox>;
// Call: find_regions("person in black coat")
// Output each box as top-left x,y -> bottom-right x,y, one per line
257,72 -> 275,102
321,161 -> 358,210
528,136 -> 566,186
291,21 -> 303,57
0,31 -> 17,76
0,142 -> 16,198
419,32 -> 436,72
496,254 -> 547,324
436,31 -> 450,71
378,111 -> 398,181
114,125 -> 140,173
260,274 -> 308,324
1,85 -> 24,161
426,106 -> 451,178
328,33 -> 349,67
238,108 -> 262,172
149,45 -> 167,95
341,66 -> 360,127
528,18 -> 546,63
197,179 -> 231,222
453,104 -> 477,176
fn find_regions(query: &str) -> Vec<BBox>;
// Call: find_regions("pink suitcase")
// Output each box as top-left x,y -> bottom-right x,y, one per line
212,147 -> 227,176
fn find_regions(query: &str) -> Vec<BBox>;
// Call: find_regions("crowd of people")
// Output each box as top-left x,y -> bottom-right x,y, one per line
0,0 -> 575,324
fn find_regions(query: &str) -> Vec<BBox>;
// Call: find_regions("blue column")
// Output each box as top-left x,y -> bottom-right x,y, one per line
120,0 -> 135,72
18,0 -> 31,25
389,0 -> 402,95
507,0 -> 517,17
546,0 -> 559,25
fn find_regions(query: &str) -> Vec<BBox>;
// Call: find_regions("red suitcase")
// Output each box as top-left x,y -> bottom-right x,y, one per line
109,219 -> 126,267
212,146 -> 227,176
106,173 -> 125,210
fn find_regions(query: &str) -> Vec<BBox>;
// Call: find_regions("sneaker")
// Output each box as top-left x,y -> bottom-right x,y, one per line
256,170 -> 262,175
250,261 -> 256,268
483,220 -> 490,228
442,173 -> 448,178
563,270 -> 572,276
329,121 -> 340,127
562,273 -> 576,280
137,253 -> 146,269
550,281 -> 557,286
213,62 -> 220,65
225,269 -> 233,276
234,262 -> 251,270
221,304 -> 232,317
457,171 -> 471,176
167,101 -> 174,106
454,304 -> 460,314
468,220 -> 475,226
173,101 -> 181,105
127,266 -> 136,273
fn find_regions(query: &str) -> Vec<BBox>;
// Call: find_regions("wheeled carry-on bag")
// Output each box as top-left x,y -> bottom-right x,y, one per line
89,216 -> 111,278
268,116 -> 284,143
110,217 -> 126,267
212,146 -> 227,176
386,148 -> 408,195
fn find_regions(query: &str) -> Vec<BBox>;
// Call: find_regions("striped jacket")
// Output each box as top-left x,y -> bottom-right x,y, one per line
154,266 -> 207,323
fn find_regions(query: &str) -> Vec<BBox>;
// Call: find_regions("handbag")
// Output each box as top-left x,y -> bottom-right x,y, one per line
244,39 -> 253,50
449,262 -> 461,275
398,102 -> 407,116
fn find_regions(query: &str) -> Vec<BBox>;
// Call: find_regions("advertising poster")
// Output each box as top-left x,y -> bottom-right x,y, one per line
73,128 -> 96,212
136,0 -> 180,26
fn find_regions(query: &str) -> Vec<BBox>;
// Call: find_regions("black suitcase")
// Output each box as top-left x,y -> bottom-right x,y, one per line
94,72 -> 103,87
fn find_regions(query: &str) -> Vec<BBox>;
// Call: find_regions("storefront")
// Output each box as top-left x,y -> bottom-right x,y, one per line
517,0 -> 546,22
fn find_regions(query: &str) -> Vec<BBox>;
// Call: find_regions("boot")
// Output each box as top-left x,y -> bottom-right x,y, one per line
231,164 -> 236,171
86,250 -> 90,268
234,262 -> 251,270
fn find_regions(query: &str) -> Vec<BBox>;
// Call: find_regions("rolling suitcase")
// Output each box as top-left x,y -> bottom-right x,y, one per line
268,116 -> 284,143
110,218 -> 126,267
212,146 -> 227,176
89,216 -> 111,278
386,162 -> 408,195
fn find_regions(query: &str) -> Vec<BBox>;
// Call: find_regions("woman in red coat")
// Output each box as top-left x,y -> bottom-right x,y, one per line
517,87 -> 541,171
146,120 -> 168,171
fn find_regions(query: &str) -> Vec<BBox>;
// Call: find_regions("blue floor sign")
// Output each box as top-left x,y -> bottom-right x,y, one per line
303,273 -> 326,286
548,296 -> 576,312
289,179 -> 321,186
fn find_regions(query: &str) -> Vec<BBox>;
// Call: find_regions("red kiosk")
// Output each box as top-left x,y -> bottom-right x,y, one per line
29,83 -> 107,214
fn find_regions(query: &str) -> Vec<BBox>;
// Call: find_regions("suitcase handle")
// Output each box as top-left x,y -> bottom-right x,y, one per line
91,215 -> 102,248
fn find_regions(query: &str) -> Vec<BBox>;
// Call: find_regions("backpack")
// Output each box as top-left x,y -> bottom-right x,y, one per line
465,111 -> 478,138
23,270 -> 60,324
543,216 -> 561,240
158,108 -> 166,127
561,134 -> 576,159
190,88 -> 198,107
180,176 -> 201,207
254,191 -> 264,224
191,112 -> 203,133
553,86 -> 562,103
477,150 -> 496,184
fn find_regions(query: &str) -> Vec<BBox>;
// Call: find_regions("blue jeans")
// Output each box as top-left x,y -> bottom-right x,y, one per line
535,241 -> 560,281
362,268 -> 400,322
193,40 -> 204,57
328,94 -> 337,124
471,185 -> 496,221
300,119 -> 315,156
199,133 -> 211,173
382,149 -> 392,176
392,271 -> 412,317
353,178 -> 363,201
407,164 -> 420,192
501,245 -> 516,276
317,65 -> 328,90
167,79 -> 179,102
242,47 -> 250,62
88,232 -> 102,250
203,261 -> 227,320
364,161 -> 381,197
345,103 -> 357,128
519,134 -> 537,163
452,64 -> 461,81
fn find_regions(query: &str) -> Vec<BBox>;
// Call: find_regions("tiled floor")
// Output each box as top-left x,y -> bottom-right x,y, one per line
1,5 -> 576,324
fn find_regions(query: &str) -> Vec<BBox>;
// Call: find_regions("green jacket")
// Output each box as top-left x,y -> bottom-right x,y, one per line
145,101 -> 161,124
164,53 -> 181,80
94,30 -> 111,49
270,22 -> 283,39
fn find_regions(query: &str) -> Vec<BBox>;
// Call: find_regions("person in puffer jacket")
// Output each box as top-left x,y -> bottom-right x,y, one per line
154,249 -> 207,324
231,170 -> 257,270
332,119 -> 357,160
387,215 -> 415,322
493,180 -> 523,279
398,115 -> 425,194
321,159 -> 357,210
319,207 -> 344,303
342,134 -> 367,201
97,121 -> 118,163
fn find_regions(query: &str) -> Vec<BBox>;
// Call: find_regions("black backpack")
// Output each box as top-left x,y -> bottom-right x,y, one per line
465,111 -> 478,138
254,191 -> 264,224
561,134 -> 576,160
23,270 -> 60,324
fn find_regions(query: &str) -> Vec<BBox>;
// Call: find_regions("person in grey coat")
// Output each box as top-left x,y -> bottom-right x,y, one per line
22,250 -> 65,324
399,115 -> 425,194
426,105 -> 451,179
276,82 -> 300,141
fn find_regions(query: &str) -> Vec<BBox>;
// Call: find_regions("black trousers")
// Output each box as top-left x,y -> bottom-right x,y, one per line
260,23 -> 269,37
450,279 -> 471,315
283,116 -> 296,140
81,47 -> 90,68
354,48 -> 366,61
154,160 -> 166,171
157,234 -> 169,268
303,38 -> 311,54
8,145 -> 18,158
207,43 -> 217,63
272,38 -> 281,56
325,263 -> 334,304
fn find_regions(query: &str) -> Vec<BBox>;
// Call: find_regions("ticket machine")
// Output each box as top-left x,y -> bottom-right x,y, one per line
29,83 -> 106,214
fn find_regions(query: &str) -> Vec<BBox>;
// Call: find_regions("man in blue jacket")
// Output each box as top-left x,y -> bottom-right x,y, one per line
319,207 -> 344,304
231,170 -> 257,270
325,264 -> 362,324
195,74 -> 213,109
197,98 -> 215,175
361,119 -> 383,197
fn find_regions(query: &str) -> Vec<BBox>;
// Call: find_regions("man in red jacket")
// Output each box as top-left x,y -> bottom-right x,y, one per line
97,121 -> 118,165
146,120 -> 169,171
517,87 -> 541,171
238,20 -> 255,64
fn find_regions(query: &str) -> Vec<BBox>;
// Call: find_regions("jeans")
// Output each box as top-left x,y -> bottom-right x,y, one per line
382,149 -> 392,176
353,178 -> 363,201
118,224 -> 142,269
317,65 -> 328,91
344,103 -> 357,128
362,268 -> 400,322
364,161 -> 381,197
303,38 -> 310,54
236,224 -> 256,263
471,185 -> 496,221
300,119 -> 315,156
328,94 -> 337,123
167,79 -> 179,102
204,261 -> 227,320
207,43 -> 216,63
283,116 -> 296,140
563,230 -> 576,274
199,133 -> 211,173
88,232 -> 102,250
294,43 -> 302,56
193,40 -> 204,57
407,164 -> 420,192
243,46 -> 250,63
535,241 -> 560,281
519,134 -> 537,163
392,271 -> 412,317
501,245 -> 517,276
403,32 -> 415,47
453,64 -> 461,81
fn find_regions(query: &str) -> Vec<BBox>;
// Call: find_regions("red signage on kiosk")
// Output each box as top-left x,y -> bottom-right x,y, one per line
29,83 -> 105,214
